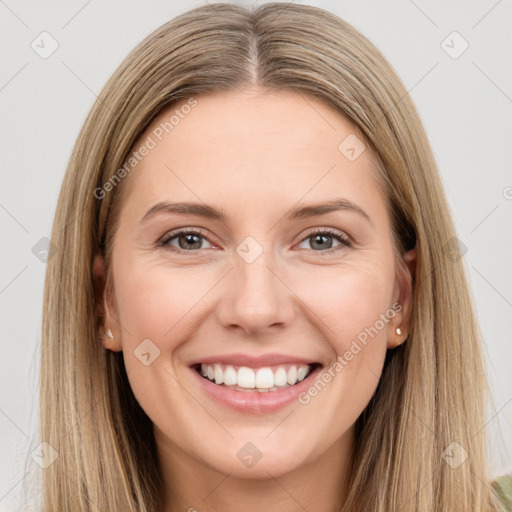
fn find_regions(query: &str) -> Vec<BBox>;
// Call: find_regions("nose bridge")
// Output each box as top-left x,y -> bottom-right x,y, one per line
216,235 -> 294,334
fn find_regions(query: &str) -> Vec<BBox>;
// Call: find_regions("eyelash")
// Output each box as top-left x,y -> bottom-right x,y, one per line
158,227 -> 351,255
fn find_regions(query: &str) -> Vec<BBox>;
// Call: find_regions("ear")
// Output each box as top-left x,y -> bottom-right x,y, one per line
387,247 -> 416,349
93,253 -> 122,352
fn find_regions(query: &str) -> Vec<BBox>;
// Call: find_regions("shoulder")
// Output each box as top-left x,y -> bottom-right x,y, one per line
492,474 -> 512,511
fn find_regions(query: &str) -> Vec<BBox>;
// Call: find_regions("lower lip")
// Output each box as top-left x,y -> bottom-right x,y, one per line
190,365 -> 323,414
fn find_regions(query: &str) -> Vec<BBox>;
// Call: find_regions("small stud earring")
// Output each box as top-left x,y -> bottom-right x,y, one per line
395,327 -> 402,335
104,329 -> 114,340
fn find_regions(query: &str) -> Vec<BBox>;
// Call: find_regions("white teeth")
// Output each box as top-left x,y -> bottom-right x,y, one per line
255,368 -> 274,388
287,366 -> 297,385
214,364 -> 223,385
274,367 -> 288,387
198,363 -> 314,390
237,367 -> 255,388
223,365 -> 237,385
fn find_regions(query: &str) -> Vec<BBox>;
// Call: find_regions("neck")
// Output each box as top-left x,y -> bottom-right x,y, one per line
155,426 -> 354,512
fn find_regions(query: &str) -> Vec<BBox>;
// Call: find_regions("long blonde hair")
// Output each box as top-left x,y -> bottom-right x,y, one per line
39,2 -> 504,510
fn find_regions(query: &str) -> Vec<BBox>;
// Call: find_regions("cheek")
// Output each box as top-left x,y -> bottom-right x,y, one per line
289,268 -> 394,444
113,258 -> 208,348
290,261 -> 395,352
111,261 -> 206,420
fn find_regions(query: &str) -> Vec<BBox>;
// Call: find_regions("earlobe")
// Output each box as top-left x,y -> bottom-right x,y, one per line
100,326 -> 122,352
387,320 -> 408,349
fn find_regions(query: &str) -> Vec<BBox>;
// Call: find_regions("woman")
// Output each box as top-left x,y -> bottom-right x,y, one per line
39,2 -> 511,511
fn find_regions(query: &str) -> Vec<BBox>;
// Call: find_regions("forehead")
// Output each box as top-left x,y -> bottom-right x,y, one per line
119,88 -> 386,223
148,88 -> 362,166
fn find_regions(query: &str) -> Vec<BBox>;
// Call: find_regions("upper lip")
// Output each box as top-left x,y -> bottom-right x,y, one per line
189,353 -> 321,368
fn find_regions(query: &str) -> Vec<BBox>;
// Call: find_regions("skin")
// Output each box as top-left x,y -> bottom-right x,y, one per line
94,86 -> 416,512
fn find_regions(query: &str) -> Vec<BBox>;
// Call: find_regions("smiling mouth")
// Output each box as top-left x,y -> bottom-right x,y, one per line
192,362 -> 323,392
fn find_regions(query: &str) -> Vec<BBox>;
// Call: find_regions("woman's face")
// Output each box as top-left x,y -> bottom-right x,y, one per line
97,87 -> 415,480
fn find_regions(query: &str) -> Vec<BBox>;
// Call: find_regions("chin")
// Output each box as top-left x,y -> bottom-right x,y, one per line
200,436 -> 313,479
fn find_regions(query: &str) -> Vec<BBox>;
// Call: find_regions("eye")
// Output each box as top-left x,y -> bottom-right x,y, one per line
158,227 -> 351,254
158,229 -> 215,252
296,228 -> 351,254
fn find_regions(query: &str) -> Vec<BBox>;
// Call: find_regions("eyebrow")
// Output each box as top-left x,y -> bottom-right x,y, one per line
139,198 -> 372,225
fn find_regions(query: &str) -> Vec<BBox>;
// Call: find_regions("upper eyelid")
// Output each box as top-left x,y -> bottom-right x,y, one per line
300,226 -> 350,241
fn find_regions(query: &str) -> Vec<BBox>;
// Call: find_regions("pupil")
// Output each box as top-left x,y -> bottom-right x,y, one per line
312,234 -> 332,250
180,234 -> 201,250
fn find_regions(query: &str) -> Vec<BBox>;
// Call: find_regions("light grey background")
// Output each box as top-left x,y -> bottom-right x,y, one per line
1,0 -> 511,510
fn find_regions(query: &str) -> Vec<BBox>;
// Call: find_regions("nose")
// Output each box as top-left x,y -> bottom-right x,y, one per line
215,248 -> 296,336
